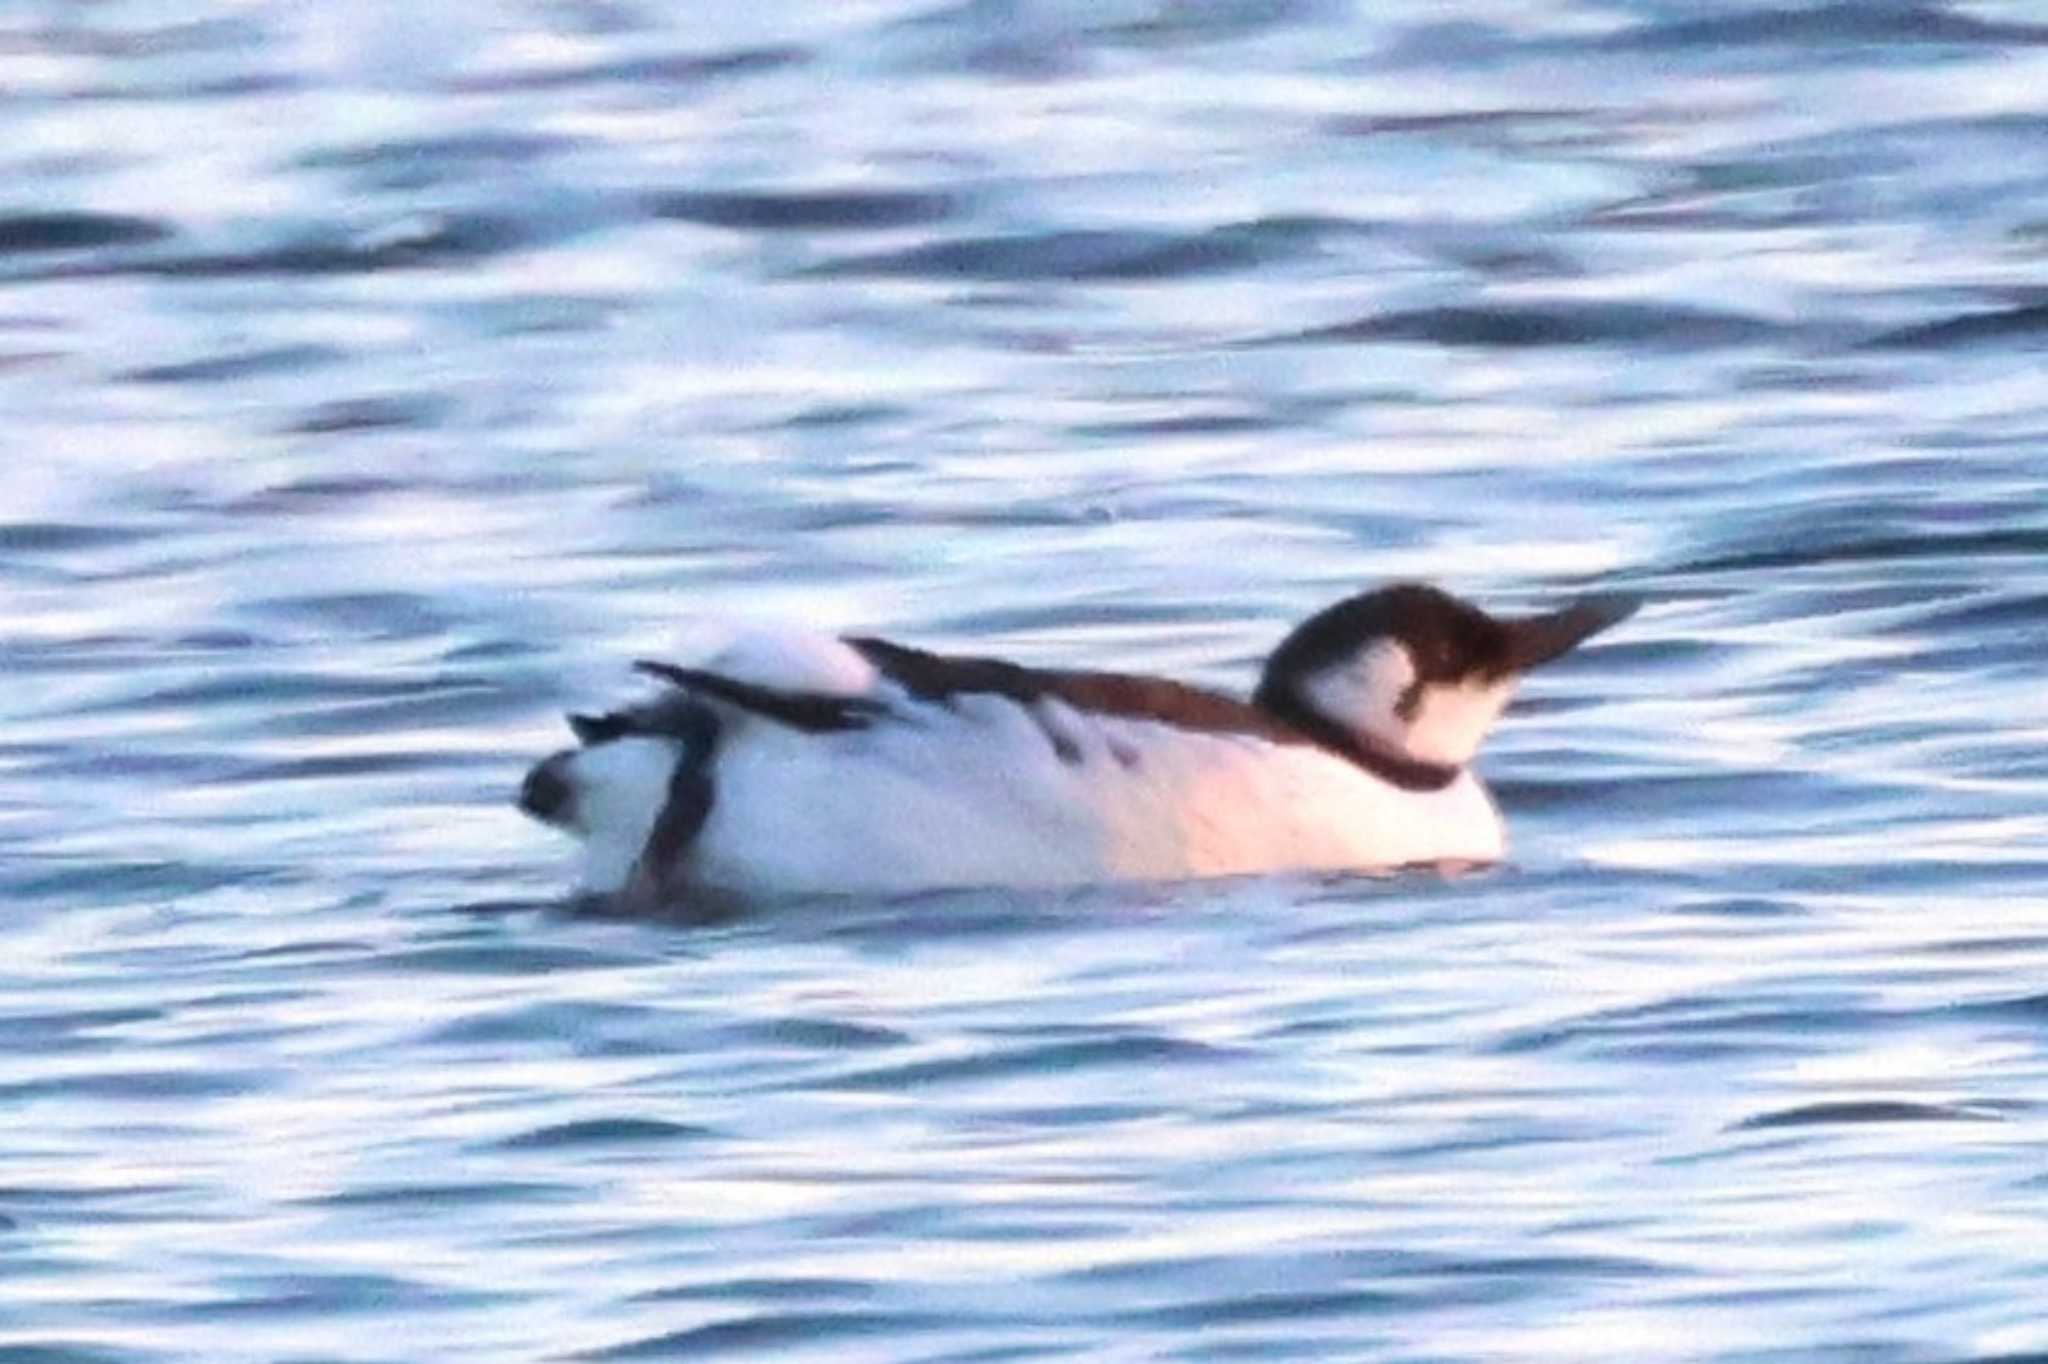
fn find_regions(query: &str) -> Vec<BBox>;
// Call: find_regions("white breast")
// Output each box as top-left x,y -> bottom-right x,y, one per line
684,692 -> 1505,898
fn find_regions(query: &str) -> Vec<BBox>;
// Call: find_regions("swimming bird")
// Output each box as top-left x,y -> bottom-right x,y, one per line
517,583 -> 1638,909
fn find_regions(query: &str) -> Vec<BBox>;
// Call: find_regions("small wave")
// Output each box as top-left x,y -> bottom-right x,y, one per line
217,751 -> 493,784
812,1033 -> 1232,1092
0,1006 -> 163,1051
38,213 -> 557,281
1595,3 -> 2048,53
380,943 -> 646,977
651,188 -> 956,232
1964,992 -> 2048,1021
120,344 -> 342,385
1868,303 -> 2048,349
0,1344 -> 157,1364
232,589 -> 463,640
491,1118 -> 714,1151
772,402 -> 907,430
420,1001 -> 679,1053
165,1271 -> 490,1319
284,393 -> 453,434
1263,302 -> 1776,349
574,1311 -> 948,1360
298,131 -> 577,187
629,1276 -> 875,1305
1889,589 -> 2048,632
1094,0 -> 1331,48
1493,988 -> 1881,1057
1068,413 -> 1279,438
1667,527 -> 2048,576
713,1016 -> 909,1050
0,212 -> 171,254
1118,1288 -> 1406,1327
303,1180 -> 578,1209
0,1069 -> 264,1102
452,45 -> 805,93
0,521 -> 157,555
805,225 -> 1307,282
1325,107 -> 1587,138
1733,1100 -> 2001,1130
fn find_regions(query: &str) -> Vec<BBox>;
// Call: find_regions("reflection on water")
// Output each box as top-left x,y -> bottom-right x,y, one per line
4,1 -> 2048,1360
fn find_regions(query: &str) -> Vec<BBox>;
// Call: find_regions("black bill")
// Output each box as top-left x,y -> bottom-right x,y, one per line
1498,592 -> 1642,673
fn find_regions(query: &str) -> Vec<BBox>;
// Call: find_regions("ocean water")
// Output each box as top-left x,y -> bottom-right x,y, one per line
5,2 -> 2048,1360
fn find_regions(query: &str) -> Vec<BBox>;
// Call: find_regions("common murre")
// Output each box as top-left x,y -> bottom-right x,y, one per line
517,583 -> 1639,908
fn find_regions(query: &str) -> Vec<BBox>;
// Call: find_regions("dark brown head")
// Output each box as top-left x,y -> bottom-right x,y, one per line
1253,583 -> 1639,767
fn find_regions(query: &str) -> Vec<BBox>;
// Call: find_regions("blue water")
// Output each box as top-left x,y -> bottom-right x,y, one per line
6,2 -> 2048,1360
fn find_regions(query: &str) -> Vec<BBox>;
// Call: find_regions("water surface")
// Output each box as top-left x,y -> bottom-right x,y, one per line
5,2 -> 2048,1360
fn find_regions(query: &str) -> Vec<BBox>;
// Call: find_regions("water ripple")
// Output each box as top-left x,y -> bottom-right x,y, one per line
1733,1101 -> 2003,1131
651,188 -> 958,233
490,1118 -> 715,1151
576,1312 -> 951,1361
1271,302 -> 1780,349
814,1033 -> 1236,1092
451,44 -> 808,93
0,213 -> 171,254
1871,304 -> 2048,349
806,224 -> 1311,282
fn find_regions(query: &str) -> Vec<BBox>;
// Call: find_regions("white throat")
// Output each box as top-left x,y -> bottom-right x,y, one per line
1299,639 -> 1515,768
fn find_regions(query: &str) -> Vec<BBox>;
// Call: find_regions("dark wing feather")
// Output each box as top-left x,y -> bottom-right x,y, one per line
568,691 -> 719,745
633,660 -> 883,733
845,636 -> 1297,741
847,636 -> 1458,791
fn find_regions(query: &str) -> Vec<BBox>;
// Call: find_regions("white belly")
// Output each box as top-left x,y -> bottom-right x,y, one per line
685,693 -> 1504,898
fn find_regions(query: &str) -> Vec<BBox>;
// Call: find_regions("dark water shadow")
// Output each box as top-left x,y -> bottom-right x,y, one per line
651,188 -> 958,232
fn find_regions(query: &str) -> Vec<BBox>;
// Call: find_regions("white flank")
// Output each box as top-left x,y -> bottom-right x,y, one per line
683,692 -> 1506,898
